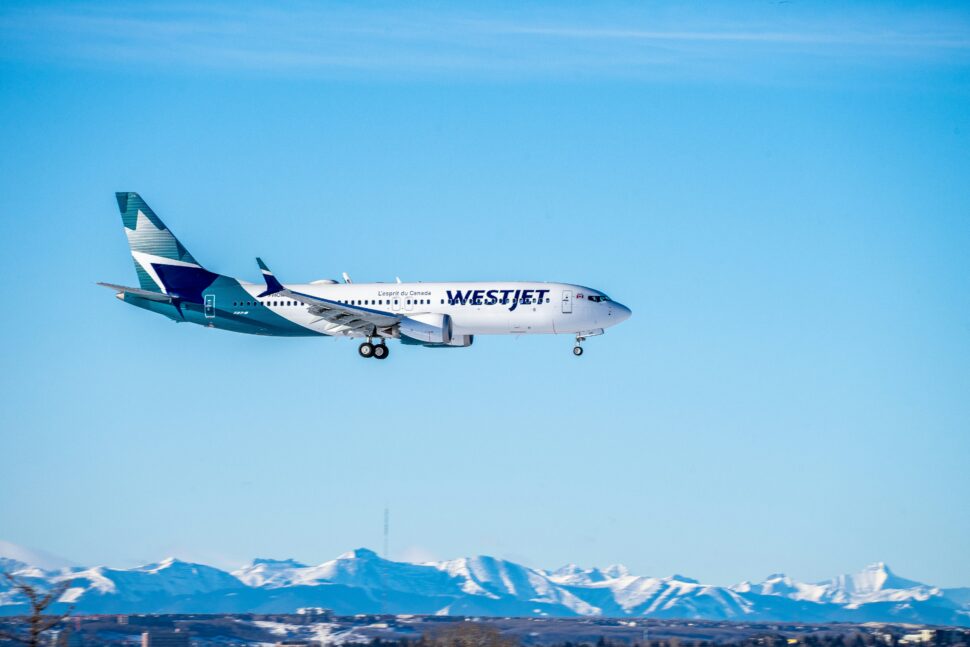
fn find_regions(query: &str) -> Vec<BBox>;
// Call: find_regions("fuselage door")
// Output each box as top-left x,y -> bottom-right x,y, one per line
204,294 -> 215,318
561,290 -> 572,314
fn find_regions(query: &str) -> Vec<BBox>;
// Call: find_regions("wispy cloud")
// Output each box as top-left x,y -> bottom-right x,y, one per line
504,25 -> 970,49
1,2 -> 968,79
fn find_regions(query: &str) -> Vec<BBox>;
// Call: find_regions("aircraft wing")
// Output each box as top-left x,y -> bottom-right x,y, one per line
256,259 -> 400,336
286,288 -> 399,334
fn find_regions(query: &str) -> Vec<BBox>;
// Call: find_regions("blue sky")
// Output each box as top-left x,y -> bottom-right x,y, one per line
1,1 -> 968,587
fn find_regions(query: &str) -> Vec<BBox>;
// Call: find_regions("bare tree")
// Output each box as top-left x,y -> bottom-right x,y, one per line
420,622 -> 519,647
0,571 -> 73,646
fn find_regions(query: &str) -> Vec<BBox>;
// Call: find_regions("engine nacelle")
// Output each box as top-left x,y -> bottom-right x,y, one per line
444,334 -> 473,347
399,313 -> 453,344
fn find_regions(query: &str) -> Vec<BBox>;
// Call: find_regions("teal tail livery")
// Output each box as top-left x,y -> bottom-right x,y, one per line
116,192 -> 203,292
100,192 -> 631,360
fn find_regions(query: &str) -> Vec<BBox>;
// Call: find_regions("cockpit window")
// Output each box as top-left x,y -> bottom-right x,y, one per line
588,295 -> 611,303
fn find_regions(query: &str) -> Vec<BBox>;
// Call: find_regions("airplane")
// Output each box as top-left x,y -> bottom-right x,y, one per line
99,192 -> 631,359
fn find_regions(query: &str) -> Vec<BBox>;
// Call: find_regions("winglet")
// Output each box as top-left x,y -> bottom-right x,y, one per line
256,258 -> 285,297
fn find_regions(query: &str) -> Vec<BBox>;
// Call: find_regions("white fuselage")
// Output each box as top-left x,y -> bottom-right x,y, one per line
233,281 -> 630,338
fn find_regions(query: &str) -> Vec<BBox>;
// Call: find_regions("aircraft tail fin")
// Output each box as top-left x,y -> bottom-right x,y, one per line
115,192 -> 213,294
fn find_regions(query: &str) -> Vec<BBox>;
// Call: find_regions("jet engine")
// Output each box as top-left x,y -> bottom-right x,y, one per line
399,313 -> 453,344
398,314 -> 474,348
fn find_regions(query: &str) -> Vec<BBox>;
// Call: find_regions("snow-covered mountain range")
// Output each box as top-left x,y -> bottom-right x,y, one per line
1,548 -> 967,626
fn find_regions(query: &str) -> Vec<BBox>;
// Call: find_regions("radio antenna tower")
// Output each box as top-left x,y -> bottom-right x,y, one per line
381,505 -> 390,616
383,505 -> 389,559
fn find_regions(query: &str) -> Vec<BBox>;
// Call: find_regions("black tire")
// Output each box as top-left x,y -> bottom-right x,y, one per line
573,346 -> 584,356
359,342 -> 375,358
374,344 -> 389,360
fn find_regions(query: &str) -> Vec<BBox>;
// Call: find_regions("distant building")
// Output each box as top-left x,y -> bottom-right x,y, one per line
899,630 -> 936,644
141,629 -> 190,647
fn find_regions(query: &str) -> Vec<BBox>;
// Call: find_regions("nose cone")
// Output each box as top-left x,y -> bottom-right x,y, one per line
610,302 -> 632,324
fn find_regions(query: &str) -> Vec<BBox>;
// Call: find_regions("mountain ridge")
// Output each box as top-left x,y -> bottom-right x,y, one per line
1,546 -> 967,626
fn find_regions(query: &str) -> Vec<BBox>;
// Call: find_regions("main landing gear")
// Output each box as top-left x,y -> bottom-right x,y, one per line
359,340 -> 389,360
573,335 -> 585,357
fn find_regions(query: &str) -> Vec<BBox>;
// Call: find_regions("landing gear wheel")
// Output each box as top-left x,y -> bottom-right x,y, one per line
573,346 -> 584,356
359,342 -> 375,358
373,344 -> 389,360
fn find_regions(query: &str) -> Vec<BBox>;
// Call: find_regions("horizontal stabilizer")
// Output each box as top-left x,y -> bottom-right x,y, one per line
256,258 -> 285,297
97,282 -> 175,303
